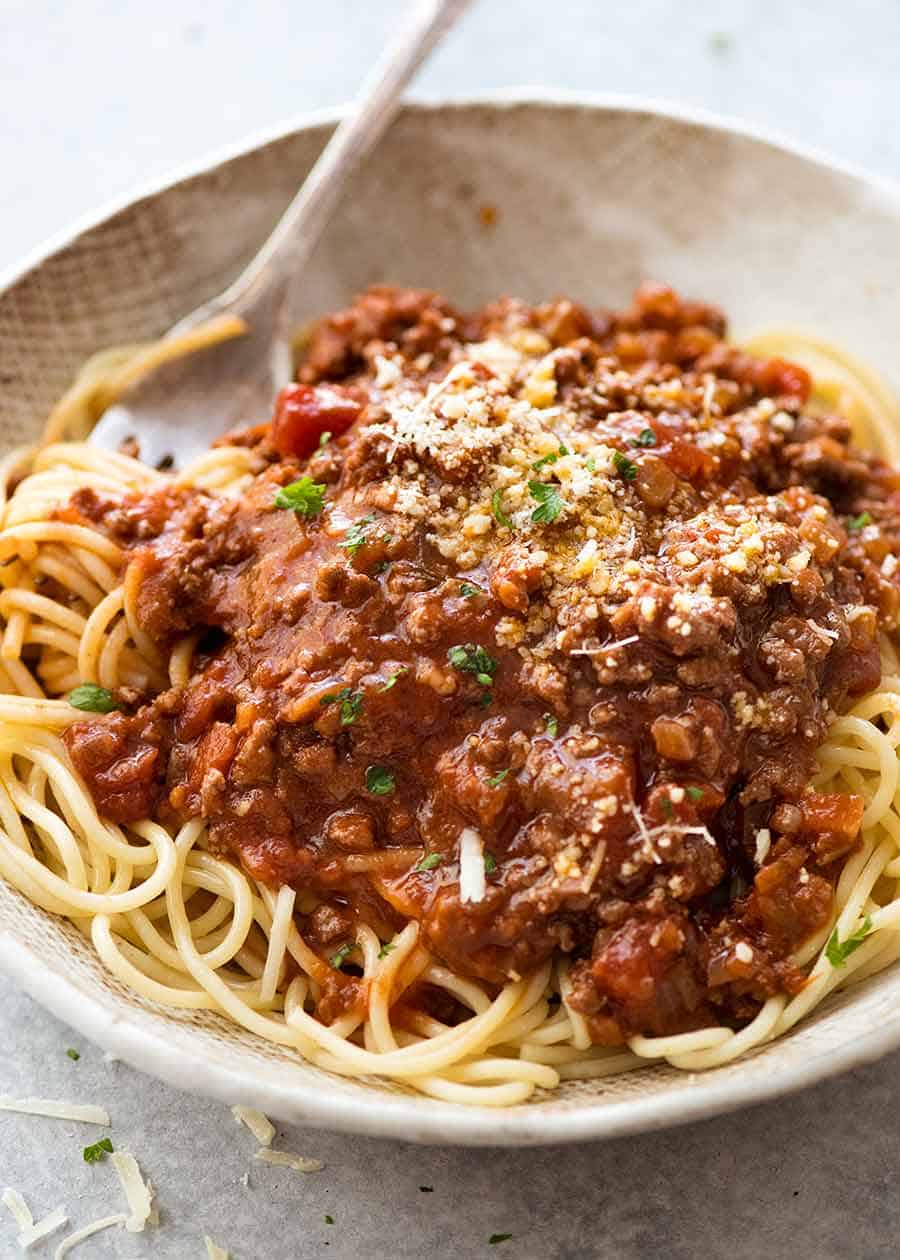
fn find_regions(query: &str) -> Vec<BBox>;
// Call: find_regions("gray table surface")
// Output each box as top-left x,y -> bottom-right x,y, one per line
2,2 -> 900,1256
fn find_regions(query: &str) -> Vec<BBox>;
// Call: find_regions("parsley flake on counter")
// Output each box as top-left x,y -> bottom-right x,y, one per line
83,1138 -> 113,1163
612,450 -> 638,481
825,915 -> 873,967
491,488 -> 513,528
68,683 -> 118,714
366,765 -> 396,796
487,769 -> 510,788
320,686 -> 363,726
848,511 -> 872,532
631,427 -> 657,448
325,1215 -> 334,1225
338,513 -> 376,556
380,667 -> 408,691
448,643 -> 499,687
274,476 -> 327,517
419,1186 -> 434,1193
415,853 -> 442,873
528,480 -> 565,524
66,1048 -> 80,1061
489,1234 -> 513,1246
331,942 -> 358,970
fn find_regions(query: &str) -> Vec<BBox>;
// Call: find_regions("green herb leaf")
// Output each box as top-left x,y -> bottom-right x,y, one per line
825,915 -> 873,967
459,582 -> 483,598
83,1138 -> 113,1163
612,450 -> 638,481
531,443 -> 569,471
320,686 -> 363,726
318,430 -> 332,448
415,853 -> 442,873
274,476 -> 327,517
419,1186 -> 434,1193
631,428 -> 657,448
487,769 -> 510,788
661,796 -> 674,820
484,852 -> 498,875
331,942 -> 358,970
848,511 -> 872,532
66,1048 -> 80,1061
338,513 -> 376,556
543,713 -> 559,738
685,786 -> 704,802
585,456 -> 597,473
325,1215 -> 334,1225
68,683 -> 118,714
491,488 -> 512,529
377,941 -> 395,960
447,643 -> 499,687
380,667 -> 408,691
528,480 -> 565,524
489,1234 -> 513,1246
366,765 -> 396,796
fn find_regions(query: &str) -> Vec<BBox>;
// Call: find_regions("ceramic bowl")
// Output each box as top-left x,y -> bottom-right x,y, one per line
3,95 -> 900,1145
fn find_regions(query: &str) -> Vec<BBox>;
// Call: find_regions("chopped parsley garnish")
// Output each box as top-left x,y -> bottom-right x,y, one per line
338,513 -> 376,556
447,643 -> 499,688
848,511 -> 872,532
318,430 -> 332,448
484,851 -> 498,875
68,684 -> 118,714
331,942 -> 358,970
325,1215 -> 334,1225
544,714 -> 559,737
487,769 -> 510,788
585,456 -> 597,473
377,941 -> 395,960
366,765 -> 396,796
419,1186 -> 434,1193
489,1234 -> 513,1246
380,667 -> 408,691
528,480 -> 565,524
274,476 -> 327,517
320,686 -> 363,726
460,582 -> 483,598
491,488 -> 512,528
531,443 -> 569,470
686,786 -> 704,802
825,915 -> 873,967
612,450 -> 638,481
631,427 -> 657,448
661,796 -> 674,820
415,853 -> 442,872
83,1138 -> 113,1163
66,1048 -> 80,1061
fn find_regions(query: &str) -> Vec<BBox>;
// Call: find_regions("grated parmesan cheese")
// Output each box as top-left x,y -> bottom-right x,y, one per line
231,1105 -> 275,1147
19,1205 -> 68,1250
110,1151 -> 153,1232
458,827 -> 486,904
754,828 -> 772,866
54,1215 -> 126,1258
0,1098 -> 109,1126
2,1188 -> 32,1229
253,1149 -> 324,1174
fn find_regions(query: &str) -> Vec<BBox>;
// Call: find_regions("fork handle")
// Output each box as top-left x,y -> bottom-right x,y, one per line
180,0 -> 473,331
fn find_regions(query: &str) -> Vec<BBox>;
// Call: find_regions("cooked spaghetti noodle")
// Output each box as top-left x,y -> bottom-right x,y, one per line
2,284 -> 900,1103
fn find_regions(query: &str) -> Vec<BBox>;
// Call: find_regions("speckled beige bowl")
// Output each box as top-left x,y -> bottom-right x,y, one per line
3,95 -> 900,1145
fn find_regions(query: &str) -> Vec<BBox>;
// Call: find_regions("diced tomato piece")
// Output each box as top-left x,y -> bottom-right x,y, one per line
759,357 -> 812,404
270,383 -> 362,459
799,793 -> 864,840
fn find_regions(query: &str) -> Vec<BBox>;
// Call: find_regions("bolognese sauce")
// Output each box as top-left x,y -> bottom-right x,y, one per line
61,284 -> 900,1041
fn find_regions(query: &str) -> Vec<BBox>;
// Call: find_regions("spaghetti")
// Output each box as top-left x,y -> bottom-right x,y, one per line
2,284 -> 900,1104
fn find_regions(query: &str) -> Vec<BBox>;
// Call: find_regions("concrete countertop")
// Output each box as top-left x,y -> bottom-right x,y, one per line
2,2 -> 899,1256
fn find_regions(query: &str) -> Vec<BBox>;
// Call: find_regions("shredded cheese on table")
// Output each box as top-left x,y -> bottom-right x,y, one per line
54,1215 -> 127,1258
0,1097 -> 109,1125
205,1237 -> 230,1259
253,1149 -> 324,1174
19,1205 -> 68,1250
110,1151 -> 153,1232
2,1188 -> 32,1230
231,1104 -> 275,1147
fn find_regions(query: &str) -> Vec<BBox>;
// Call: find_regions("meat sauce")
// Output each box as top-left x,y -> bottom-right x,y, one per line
62,285 -> 900,1040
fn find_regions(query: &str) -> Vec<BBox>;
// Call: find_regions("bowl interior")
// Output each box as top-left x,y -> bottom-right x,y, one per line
3,98 -> 900,1144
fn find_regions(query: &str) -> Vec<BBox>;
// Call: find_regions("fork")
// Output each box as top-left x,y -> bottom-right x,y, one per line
89,0 -> 472,468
